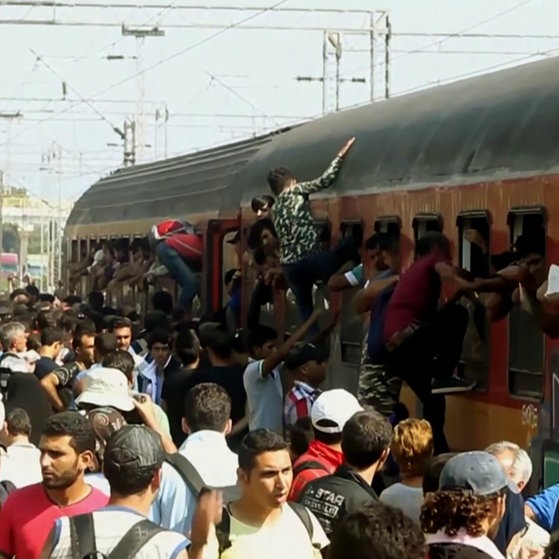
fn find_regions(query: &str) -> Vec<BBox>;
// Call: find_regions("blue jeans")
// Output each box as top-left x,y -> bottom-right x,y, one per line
284,236 -> 360,334
156,242 -> 199,311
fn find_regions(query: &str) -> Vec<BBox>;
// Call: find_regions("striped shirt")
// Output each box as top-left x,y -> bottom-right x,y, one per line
284,381 -> 321,429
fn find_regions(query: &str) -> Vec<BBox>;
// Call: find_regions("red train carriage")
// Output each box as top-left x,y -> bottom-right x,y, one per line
65,55 -> 559,490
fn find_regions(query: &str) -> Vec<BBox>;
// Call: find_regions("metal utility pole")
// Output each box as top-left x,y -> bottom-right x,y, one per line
121,25 -> 165,162
154,104 -> 169,159
123,119 -> 136,166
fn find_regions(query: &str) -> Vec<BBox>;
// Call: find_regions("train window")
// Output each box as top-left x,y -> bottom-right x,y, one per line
507,208 -> 546,400
374,216 -> 402,239
340,220 -> 364,241
456,211 -> 491,391
315,220 -> 332,247
412,213 -> 443,242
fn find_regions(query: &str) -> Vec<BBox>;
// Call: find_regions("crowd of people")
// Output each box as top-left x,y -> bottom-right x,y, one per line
1,135 -> 559,558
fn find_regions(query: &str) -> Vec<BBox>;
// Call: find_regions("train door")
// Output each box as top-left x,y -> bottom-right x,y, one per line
206,219 -> 240,319
507,208 -> 546,400
456,211 -> 491,390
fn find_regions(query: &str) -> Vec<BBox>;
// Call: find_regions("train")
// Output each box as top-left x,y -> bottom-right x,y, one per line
65,55 -> 559,490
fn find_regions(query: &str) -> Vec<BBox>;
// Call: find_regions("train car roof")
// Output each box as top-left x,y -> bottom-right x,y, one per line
65,130 -> 291,230
234,55 -> 559,201
68,55 -> 559,230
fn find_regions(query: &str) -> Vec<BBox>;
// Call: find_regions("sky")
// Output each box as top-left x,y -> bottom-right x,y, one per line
0,0 -> 556,205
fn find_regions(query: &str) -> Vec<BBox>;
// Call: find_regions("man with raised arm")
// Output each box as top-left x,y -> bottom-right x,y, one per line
268,138 -> 359,329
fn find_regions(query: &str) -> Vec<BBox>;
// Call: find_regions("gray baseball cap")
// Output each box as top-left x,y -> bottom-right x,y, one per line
439,451 -> 510,496
104,425 -> 165,473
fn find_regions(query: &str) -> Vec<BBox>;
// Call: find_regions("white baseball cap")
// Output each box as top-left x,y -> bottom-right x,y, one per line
311,389 -> 363,434
75,367 -> 135,412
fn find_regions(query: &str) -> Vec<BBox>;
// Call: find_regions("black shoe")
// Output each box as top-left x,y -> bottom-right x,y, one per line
431,376 -> 476,395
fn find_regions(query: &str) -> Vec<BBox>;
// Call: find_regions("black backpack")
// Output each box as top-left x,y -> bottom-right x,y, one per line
0,352 -> 21,401
0,479 -> 16,507
165,452 -> 241,504
216,501 -> 317,556
64,512 -> 164,559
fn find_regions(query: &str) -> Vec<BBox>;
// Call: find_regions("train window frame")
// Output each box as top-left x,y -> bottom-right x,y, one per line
374,216 -> 402,239
506,207 -> 547,402
456,210 -> 492,392
340,219 -> 364,241
314,219 -> 332,246
456,210 -> 492,273
412,213 -> 444,242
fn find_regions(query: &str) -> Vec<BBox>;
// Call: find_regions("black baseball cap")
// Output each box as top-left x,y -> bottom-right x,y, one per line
104,425 -> 165,473
284,343 -> 329,370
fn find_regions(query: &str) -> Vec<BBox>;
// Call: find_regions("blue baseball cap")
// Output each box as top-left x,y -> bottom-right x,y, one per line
439,451 -> 510,496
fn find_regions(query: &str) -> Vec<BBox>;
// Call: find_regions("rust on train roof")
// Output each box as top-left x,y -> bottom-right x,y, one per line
67,55 -> 559,229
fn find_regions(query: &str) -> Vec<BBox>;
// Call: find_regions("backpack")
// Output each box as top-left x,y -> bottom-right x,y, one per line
292,460 -> 330,477
216,501 -> 318,557
149,219 -> 199,249
0,479 -> 16,507
64,512 -> 164,559
366,278 -> 396,363
165,452 -> 241,504
0,351 -> 24,401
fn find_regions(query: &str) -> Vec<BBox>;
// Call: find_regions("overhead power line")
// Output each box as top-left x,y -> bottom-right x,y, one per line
1,0 -> 290,146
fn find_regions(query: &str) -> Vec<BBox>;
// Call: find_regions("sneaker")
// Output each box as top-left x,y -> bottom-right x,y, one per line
431,376 -> 476,395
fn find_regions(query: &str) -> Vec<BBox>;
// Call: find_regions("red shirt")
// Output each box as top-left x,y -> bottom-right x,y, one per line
383,253 -> 445,341
0,483 -> 108,559
288,440 -> 344,501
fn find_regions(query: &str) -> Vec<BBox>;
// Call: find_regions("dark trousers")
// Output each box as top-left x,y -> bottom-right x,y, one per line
386,303 -> 469,454
284,237 -> 360,334
247,278 -> 273,330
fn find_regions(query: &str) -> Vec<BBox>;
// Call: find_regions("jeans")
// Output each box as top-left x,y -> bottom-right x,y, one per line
385,303 -> 469,454
284,236 -> 360,334
156,242 -> 199,311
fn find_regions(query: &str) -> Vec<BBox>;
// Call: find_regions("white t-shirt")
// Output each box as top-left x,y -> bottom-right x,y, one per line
214,504 -> 329,559
50,506 -> 189,559
0,442 -> 42,488
379,482 -> 424,523
243,359 -> 284,435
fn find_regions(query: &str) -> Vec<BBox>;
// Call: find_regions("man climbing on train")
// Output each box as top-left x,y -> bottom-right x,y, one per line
149,219 -> 203,315
383,232 -> 477,454
267,137 -> 360,333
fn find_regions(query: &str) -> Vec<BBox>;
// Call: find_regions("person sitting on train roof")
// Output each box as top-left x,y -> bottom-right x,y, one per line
383,232 -> 477,454
267,137 -> 360,334
251,194 -> 275,219
150,219 -> 202,315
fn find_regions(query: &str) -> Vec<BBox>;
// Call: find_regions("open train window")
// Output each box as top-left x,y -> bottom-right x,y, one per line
314,220 -> 332,247
340,220 -> 364,242
507,207 -> 546,401
374,216 -> 402,239
456,211 -> 491,391
412,213 -> 443,242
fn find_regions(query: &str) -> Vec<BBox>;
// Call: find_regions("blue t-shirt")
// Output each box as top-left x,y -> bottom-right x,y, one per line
526,482 -> 559,532
367,270 -> 396,364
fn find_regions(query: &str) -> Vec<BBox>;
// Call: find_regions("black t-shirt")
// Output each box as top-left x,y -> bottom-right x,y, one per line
6,372 -> 53,446
182,365 -> 248,448
493,487 -> 526,553
34,357 -> 58,380
162,366 -> 198,446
